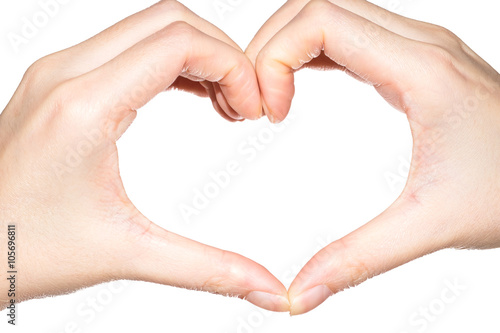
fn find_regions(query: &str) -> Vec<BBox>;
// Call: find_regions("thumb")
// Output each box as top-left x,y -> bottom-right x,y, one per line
288,198 -> 449,316
117,215 -> 289,312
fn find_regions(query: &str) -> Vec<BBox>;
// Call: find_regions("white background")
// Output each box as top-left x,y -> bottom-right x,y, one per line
1,0 -> 500,332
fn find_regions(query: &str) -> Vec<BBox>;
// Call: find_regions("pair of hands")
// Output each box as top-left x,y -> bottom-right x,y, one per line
1,0 -> 499,316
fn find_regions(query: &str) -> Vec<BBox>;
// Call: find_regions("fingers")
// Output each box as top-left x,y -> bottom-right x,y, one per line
245,0 -> 309,65
323,0 -> 438,43
55,1 -> 249,121
122,221 -> 289,312
255,1 -> 418,123
67,0 -> 242,75
76,21 -> 262,125
246,0 -> 437,65
168,79 -> 245,122
287,198 -> 449,316
168,77 -> 209,98
167,79 -> 245,123
212,83 -> 245,120
203,82 -> 243,122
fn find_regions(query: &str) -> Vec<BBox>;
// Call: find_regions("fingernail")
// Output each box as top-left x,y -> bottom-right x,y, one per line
246,113 -> 261,121
290,285 -> 333,316
246,291 -> 290,312
262,100 -> 280,124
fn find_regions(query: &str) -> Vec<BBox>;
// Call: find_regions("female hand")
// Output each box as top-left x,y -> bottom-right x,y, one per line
246,0 -> 500,315
0,0 -> 289,312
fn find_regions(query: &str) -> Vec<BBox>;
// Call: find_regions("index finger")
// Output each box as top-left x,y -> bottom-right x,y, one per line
255,0 -> 419,123
68,21 -> 262,128
246,0 -> 435,65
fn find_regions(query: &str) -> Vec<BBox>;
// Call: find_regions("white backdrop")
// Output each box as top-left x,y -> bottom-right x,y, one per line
1,0 -> 500,332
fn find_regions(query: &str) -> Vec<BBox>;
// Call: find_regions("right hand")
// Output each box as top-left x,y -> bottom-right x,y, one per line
0,0 -> 288,313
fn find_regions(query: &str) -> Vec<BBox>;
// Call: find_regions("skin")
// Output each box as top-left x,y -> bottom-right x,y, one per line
0,0 -> 289,313
246,0 -> 500,315
0,0 -> 499,318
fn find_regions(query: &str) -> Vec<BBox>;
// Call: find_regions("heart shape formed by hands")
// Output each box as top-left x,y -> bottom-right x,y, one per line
1,0 -> 499,317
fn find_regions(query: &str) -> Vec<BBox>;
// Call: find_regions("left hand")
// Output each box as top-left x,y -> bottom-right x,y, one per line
246,0 -> 500,316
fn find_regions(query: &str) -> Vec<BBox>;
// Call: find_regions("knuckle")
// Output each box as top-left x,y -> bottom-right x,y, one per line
426,43 -> 453,62
303,0 -> 334,19
255,44 -> 280,77
427,24 -> 463,49
255,48 -> 270,72
146,21 -> 196,62
154,0 -> 187,20
422,44 -> 458,74
303,0 -> 345,34
434,25 -> 459,43
201,273 -> 228,294
22,56 -> 57,89
201,250 -> 237,294
344,257 -> 370,288
255,44 -> 282,75
335,238 -> 371,290
41,78 -> 91,125
167,20 -> 195,35
160,20 -> 196,45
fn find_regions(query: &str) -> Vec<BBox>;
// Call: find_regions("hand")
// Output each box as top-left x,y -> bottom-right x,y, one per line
247,0 -> 500,315
0,0 -> 289,312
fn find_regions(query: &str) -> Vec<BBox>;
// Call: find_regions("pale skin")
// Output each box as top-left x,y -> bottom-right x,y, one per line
0,0 -> 288,313
1,0 -> 499,317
